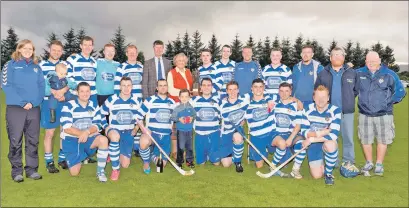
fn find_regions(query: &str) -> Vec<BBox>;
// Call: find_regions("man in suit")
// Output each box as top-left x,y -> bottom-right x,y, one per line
142,40 -> 173,99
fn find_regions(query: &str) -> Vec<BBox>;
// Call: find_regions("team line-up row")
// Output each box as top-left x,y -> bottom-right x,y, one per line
2,37 -> 406,185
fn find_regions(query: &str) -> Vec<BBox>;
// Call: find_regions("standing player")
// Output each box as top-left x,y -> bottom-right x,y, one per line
39,40 -> 75,172
233,46 -> 262,96
262,48 -> 292,97
219,81 -> 249,173
272,82 -> 306,179
136,79 -> 175,174
114,44 -> 143,156
197,49 -> 223,96
66,36 -> 98,104
100,77 -> 141,180
214,45 -> 236,99
190,78 -> 221,166
96,43 -> 120,106
300,85 -> 342,185
60,82 -> 109,182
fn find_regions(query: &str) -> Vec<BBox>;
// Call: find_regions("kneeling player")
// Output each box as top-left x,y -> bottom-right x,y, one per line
190,78 -> 221,166
271,82 -> 306,178
100,77 -> 141,180
219,81 -> 249,173
60,82 -> 109,182
136,79 -> 175,174
300,85 -> 341,185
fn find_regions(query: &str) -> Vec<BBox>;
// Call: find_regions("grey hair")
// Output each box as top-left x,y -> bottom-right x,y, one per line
330,46 -> 345,56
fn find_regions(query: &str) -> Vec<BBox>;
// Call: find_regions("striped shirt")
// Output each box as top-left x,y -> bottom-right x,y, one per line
261,64 -> 292,96
66,54 -> 97,96
114,62 -> 144,99
273,100 -> 302,134
220,93 -> 250,135
300,103 -> 342,141
197,64 -> 223,95
136,95 -> 175,135
190,95 -> 221,135
245,95 -> 275,137
60,99 -> 103,139
100,93 -> 141,131
38,60 -> 71,100
214,60 -> 236,96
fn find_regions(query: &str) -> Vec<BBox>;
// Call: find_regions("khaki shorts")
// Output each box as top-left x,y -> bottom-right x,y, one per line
358,114 -> 395,145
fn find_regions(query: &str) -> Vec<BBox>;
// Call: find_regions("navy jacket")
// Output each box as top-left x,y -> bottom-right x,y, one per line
314,64 -> 358,114
356,65 -> 406,116
1,59 -> 45,107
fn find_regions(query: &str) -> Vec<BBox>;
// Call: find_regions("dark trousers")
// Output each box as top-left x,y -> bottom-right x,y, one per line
48,91 -> 76,109
97,94 -> 112,136
6,106 -> 40,178
176,130 -> 194,164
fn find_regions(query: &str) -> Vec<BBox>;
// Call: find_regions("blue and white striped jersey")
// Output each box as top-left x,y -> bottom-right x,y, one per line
136,95 -> 175,135
197,64 -> 223,95
300,103 -> 341,141
66,54 -> 97,95
273,100 -> 302,134
38,60 -> 72,100
60,99 -> 103,139
214,60 -> 236,96
261,64 -> 292,96
245,94 -> 275,137
220,93 -> 250,135
100,93 -> 141,131
114,62 -> 143,99
189,95 -> 221,135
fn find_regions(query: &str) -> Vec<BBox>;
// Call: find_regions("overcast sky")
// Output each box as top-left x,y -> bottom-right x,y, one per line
1,1 -> 408,63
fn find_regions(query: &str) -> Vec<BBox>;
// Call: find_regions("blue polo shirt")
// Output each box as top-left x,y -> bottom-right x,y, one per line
330,66 -> 345,109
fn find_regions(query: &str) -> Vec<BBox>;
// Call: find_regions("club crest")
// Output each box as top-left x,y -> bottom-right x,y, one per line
210,100 -> 214,105
309,71 -> 313,76
33,68 -> 38,73
379,78 -> 384,84
251,68 -> 255,72
130,103 -> 133,108
325,116 -> 330,121
88,110 -> 93,116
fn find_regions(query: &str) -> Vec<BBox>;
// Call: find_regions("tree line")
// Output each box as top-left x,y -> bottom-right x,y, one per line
0,26 -> 402,74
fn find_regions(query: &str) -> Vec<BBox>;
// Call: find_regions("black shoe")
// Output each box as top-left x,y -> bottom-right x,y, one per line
235,162 -> 244,173
82,157 -> 97,164
186,161 -> 195,168
50,109 -> 56,123
58,160 -> 69,170
177,163 -> 183,168
27,172 -> 42,180
46,162 -> 60,173
13,175 -> 24,183
134,150 -> 140,157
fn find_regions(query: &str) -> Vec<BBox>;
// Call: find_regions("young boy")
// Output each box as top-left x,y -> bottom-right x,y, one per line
46,63 -> 76,123
171,89 -> 196,168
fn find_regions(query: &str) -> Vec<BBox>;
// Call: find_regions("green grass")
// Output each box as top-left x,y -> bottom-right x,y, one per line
1,90 -> 408,207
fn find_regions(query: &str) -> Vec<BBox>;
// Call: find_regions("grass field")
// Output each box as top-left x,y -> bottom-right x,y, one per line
1,90 -> 408,207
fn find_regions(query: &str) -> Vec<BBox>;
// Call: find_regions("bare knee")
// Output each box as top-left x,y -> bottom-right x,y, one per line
274,137 -> 286,149
69,165 -> 81,176
309,164 -> 324,179
323,140 -> 337,152
232,133 -> 243,144
121,160 -> 130,168
44,129 -> 55,140
107,130 -> 120,142
97,135 -> 109,149
221,158 -> 232,167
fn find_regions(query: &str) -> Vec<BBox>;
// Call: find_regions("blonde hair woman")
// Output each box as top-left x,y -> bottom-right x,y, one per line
1,39 -> 45,182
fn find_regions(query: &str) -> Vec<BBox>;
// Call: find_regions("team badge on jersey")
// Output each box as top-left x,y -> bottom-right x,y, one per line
88,110 -> 93,116
209,69 -> 213,73
379,78 -> 384,84
33,68 -> 38,73
309,71 -> 313,76
238,103 -> 241,107
288,109 -> 292,113
325,116 -> 330,121
279,71 -> 282,74
167,102 -> 171,107
251,68 -> 255,72
210,100 -> 214,105
130,103 -> 133,108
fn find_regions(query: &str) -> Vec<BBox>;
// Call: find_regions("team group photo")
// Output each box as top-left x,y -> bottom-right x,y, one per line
1,1 -> 408,207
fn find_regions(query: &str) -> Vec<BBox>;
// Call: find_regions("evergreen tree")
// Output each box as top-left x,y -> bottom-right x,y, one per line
172,34 -> 183,54
352,42 -> 365,68
260,36 -> 272,67
344,40 -> 354,63
304,38 -> 312,46
208,34 -> 221,62
137,51 -> 145,64
325,39 -> 338,64
41,32 -> 59,60
98,47 -> 104,59
272,36 -> 281,49
182,31 -> 192,65
164,41 -> 175,61
311,39 -> 326,65
371,41 -> 385,59
254,39 -> 264,62
281,37 -> 292,67
230,33 -> 243,62
110,26 -> 127,62
290,34 -> 304,67
74,27 -> 86,54
246,35 -> 256,52
62,27 -> 76,60
1,26 -> 19,67
383,45 -> 399,72
191,30 -> 205,70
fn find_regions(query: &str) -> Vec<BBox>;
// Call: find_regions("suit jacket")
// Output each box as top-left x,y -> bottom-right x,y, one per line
142,57 -> 172,99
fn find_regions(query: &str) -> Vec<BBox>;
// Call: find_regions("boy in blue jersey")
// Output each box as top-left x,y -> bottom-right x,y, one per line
272,82 -> 306,179
96,43 -> 120,106
197,49 -> 222,96
214,45 -> 236,99
262,48 -> 292,97
300,85 -> 342,185
190,78 -> 221,166
291,45 -> 324,105
171,89 -> 196,168
46,63 -> 76,123
100,77 -> 141,181
233,46 -> 262,96
60,82 -> 109,182
219,81 -> 249,173
136,79 -> 176,174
